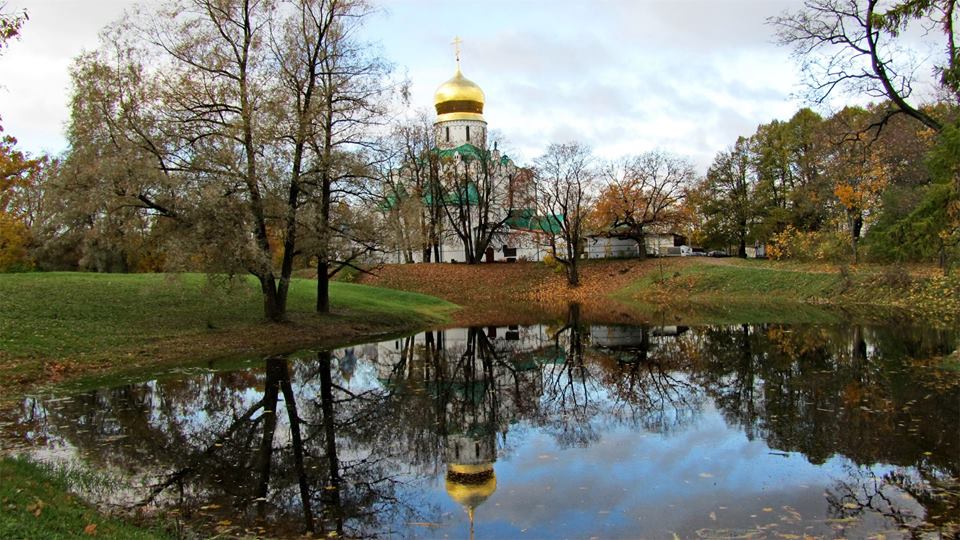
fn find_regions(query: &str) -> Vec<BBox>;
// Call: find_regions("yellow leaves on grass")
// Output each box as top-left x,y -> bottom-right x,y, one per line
25,497 -> 44,517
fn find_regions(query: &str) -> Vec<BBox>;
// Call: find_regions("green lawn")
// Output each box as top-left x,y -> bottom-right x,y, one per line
617,260 -> 841,300
0,457 -> 169,540
0,272 -> 456,361
0,273 -> 457,539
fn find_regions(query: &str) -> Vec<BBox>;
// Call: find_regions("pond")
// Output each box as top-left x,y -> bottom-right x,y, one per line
3,309 -> 959,538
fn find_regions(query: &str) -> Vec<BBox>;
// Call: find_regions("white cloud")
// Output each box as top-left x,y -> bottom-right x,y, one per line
0,0 -> 937,174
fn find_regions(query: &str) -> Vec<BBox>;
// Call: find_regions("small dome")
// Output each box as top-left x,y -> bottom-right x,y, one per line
434,68 -> 485,122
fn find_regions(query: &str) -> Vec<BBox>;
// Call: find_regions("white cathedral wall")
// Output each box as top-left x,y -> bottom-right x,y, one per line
585,237 -> 641,259
645,234 -> 678,256
435,119 -> 487,148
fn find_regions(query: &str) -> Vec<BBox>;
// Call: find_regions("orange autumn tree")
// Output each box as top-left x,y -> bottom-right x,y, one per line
592,150 -> 694,257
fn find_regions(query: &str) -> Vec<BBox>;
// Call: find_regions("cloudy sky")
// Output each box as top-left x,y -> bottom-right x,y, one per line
0,0 -> 829,171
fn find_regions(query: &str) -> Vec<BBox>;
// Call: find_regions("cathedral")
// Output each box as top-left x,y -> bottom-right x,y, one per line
385,44 -> 683,264
386,46 -> 556,264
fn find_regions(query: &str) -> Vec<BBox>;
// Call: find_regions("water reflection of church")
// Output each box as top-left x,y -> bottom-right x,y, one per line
361,323 -> 683,532
372,326 -> 556,531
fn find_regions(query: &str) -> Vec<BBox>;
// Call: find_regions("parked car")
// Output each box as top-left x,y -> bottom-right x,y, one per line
707,250 -> 729,257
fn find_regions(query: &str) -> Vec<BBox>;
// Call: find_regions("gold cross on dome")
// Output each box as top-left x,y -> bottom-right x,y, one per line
452,36 -> 462,68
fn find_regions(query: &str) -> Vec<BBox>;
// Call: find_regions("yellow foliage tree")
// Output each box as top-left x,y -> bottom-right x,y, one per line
592,151 -> 693,257
832,149 -> 888,263
825,107 -> 890,263
0,211 -> 30,270
0,126 -> 41,271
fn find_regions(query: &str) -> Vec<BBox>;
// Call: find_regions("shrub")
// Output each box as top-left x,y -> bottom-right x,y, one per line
880,264 -> 912,290
542,252 -> 565,275
768,225 -> 850,263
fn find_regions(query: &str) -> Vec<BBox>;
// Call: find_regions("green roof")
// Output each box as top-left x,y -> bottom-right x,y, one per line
379,183 -> 409,211
506,209 -> 562,234
437,143 -> 484,161
433,144 -> 512,166
380,144 -> 514,211
511,346 -> 567,370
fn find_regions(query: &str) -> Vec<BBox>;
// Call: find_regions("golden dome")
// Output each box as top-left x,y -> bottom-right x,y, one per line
434,68 -> 486,123
445,463 -> 496,509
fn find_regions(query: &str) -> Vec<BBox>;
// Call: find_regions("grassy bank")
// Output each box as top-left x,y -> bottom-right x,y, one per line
0,457 -> 168,539
618,259 -> 960,325
0,272 -> 457,392
361,257 -> 959,327
618,260 -> 840,301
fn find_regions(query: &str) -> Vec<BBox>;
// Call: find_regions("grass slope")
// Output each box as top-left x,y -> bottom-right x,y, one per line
0,272 -> 456,388
0,457 -> 168,540
618,260 -> 841,300
616,258 -> 959,326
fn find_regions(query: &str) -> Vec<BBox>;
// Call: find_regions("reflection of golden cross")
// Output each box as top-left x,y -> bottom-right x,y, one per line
452,36 -> 462,68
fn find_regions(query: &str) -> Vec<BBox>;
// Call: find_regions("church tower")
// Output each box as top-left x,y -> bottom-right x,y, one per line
434,38 -> 487,149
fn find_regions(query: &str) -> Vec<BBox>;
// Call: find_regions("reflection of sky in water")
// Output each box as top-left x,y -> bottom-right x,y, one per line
7,323 -> 956,538
406,402 -> 898,538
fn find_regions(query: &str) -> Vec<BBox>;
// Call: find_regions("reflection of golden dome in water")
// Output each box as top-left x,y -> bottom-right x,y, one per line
434,68 -> 486,123
445,462 -> 496,512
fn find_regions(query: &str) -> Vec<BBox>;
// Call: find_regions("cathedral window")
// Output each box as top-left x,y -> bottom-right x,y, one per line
445,126 -> 450,142
466,125 -> 471,141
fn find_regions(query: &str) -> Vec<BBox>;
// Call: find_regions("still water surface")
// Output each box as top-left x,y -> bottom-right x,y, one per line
6,316 -> 960,539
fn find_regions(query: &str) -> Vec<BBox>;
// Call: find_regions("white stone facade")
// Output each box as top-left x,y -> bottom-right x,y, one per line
435,119 -> 487,149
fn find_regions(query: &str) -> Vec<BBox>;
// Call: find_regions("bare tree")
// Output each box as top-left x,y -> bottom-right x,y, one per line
534,142 -> 596,286
437,142 -> 519,264
771,0 -> 951,133
303,0 -> 391,313
54,0 -> 387,320
384,113 -> 444,263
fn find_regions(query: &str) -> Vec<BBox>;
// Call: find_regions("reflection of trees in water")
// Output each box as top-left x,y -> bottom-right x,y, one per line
23,355 -> 436,537
526,304 -> 706,447
825,464 -> 960,538
537,304 -> 601,448
690,323 -> 960,536
13,319 -> 959,537
591,324 -> 705,435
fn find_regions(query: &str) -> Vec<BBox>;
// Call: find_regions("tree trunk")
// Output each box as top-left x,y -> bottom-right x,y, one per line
316,257 -> 330,313
567,259 -> 579,287
316,84 -> 333,313
851,213 -> 863,264
634,231 -> 647,258
255,357 -> 283,518
261,277 -> 285,322
738,236 -> 747,258
279,360 -> 315,533
939,237 -> 947,274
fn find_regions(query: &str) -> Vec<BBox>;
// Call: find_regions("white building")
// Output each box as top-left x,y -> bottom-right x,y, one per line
387,55 -> 686,263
